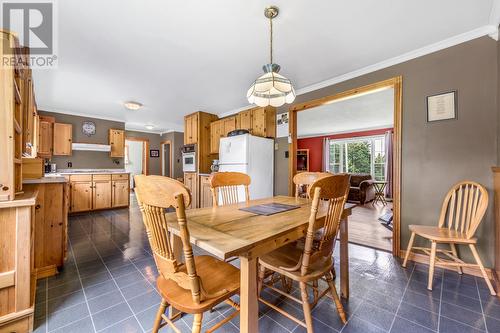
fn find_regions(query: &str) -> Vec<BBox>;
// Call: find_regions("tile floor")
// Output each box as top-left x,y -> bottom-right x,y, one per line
33,196 -> 500,333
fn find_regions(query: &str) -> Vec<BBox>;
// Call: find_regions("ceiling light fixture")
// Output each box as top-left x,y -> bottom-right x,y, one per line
124,101 -> 143,110
247,6 -> 295,107
145,124 -> 155,130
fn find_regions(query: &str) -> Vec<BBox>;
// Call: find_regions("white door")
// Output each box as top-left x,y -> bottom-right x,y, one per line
125,140 -> 143,189
219,135 -> 249,165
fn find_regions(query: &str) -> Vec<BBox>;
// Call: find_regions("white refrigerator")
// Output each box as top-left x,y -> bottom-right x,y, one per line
218,134 -> 274,202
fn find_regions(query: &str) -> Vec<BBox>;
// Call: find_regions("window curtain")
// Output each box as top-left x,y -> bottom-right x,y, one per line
384,130 -> 393,198
323,138 -> 330,172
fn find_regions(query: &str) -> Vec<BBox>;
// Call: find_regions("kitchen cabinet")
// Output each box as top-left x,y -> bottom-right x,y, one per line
38,115 -> 54,158
251,106 -> 276,138
69,173 -> 129,212
112,178 -> 129,207
199,175 -> 213,208
24,182 -> 68,278
53,123 -> 72,156
109,129 -> 125,157
93,175 -> 112,210
238,109 -> 253,132
184,113 -> 198,144
22,78 -> 37,157
223,116 -> 237,136
71,178 -> 93,213
184,172 -> 198,209
210,121 -> 222,154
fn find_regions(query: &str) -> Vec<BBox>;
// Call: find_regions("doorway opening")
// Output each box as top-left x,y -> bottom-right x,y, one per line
125,137 -> 150,190
289,77 -> 402,255
161,140 -> 172,178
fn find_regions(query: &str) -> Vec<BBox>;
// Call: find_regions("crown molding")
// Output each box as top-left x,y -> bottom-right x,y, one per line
219,25 -> 497,118
489,0 -> 500,40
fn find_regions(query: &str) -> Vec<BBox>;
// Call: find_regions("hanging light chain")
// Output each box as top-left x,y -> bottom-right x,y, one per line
269,15 -> 273,65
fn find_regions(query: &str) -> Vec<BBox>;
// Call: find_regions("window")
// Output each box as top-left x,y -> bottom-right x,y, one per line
327,135 -> 386,181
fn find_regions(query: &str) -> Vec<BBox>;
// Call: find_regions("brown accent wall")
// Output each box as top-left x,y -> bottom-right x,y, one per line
39,111 -> 125,169
275,36 -> 498,266
161,131 -> 184,179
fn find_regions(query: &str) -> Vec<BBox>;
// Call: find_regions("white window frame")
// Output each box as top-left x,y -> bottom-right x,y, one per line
327,135 -> 385,180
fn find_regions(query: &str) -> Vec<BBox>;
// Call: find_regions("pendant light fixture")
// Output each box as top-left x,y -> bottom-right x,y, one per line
247,6 -> 295,107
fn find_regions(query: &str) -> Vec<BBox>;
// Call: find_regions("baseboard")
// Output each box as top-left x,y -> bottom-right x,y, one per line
36,265 -> 58,279
399,250 -> 494,280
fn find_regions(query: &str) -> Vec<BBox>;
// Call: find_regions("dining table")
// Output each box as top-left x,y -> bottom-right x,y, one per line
164,195 -> 354,333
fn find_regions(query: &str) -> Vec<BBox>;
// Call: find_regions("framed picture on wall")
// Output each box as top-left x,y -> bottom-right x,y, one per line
150,149 -> 159,158
427,90 -> 457,122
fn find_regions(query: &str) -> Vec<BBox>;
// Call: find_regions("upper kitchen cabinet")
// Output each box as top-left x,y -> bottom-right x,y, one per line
184,113 -> 198,144
238,109 -> 253,132
251,106 -> 276,138
109,129 -> 125,157
209,116 -> 237,154
38,115 -> 55,158
53,123 -> 72,156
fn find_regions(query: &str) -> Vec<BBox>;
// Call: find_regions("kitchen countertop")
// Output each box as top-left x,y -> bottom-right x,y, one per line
23,176 -> 68,184
54,169 -> 129,175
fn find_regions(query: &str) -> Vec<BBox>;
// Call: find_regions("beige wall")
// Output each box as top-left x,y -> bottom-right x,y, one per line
162,131 -> 184,179
39,111 -> 125,169
275,36 -> 498,266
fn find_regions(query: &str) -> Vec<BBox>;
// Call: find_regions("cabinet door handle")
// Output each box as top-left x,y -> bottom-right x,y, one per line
35,204 -> 41,209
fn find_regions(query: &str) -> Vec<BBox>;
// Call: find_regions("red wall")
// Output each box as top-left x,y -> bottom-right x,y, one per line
297,128 -> 393,172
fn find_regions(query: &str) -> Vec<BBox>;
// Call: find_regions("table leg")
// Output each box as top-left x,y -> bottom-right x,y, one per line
240,256 -> 259,333
169,234 -> 183,319
339,217 -> 349,299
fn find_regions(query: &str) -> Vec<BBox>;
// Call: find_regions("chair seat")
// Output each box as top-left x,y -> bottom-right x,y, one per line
409,225 -> 477,244
157,255 -> 240,314
259,243 -> 333,282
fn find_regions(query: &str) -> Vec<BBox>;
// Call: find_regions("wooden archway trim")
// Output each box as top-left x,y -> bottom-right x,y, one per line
288,76 -> 403,256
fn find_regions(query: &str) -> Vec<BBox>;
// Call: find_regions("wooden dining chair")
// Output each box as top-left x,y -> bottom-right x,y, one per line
134,175 -> 241,333
293,172 -> 331,199
257,174 -> 350,332
210,172 -> 251,206
402,180 -> 496,295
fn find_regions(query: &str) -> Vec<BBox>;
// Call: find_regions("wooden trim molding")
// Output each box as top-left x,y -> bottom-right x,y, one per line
125,137 -> 150,175
288,76 -> 403,257
160,140 -> 173,177
492,167 -> 500,289
0,271 -> 15,289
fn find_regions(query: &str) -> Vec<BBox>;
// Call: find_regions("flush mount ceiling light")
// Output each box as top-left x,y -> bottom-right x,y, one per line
124,101 -> 143,110
145,124 -> 155,130
247,6 -> 295,107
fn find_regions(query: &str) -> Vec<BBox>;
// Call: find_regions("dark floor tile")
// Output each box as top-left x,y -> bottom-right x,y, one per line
34,301 -> 46,320
406,279 -> 441,300
364,289 -> 401,313
100,316 -> 142,333
440,302 -> 485,330
396,301 -> 438,331
114,270 -> 145,288
342,315 -> 386,333
135,305 -> 189,332
485,315 -> 500,332
51,316 -> 94,333
109,263 -> 138,278
127,289 -> 162,314
32,318 -> 46,333
439,316 -> 485,333
47,302 -> 89,331
265,300 -> 305,331
481,296 -> 500,320
85,280 -> 118,299
353,300 -> 395,330
81,271 -> 112,288
92,302 -> 133,331
390,316 -> 434,333
120,279 -> 155,300
88,289 -> 126,314
48,290 -> 86,314
441,291 -> 482,313
311,297 -> 357,330
47,279 -> 82,300
258,315 -> 289,333
402,290 -> 440,314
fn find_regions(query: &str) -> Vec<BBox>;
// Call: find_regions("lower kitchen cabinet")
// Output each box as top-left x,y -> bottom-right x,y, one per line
24,181 -> 69,279
112,179 -> 130,207
184,172 -> 198,209
69,173 -> 129,212
199,175 -> 213,208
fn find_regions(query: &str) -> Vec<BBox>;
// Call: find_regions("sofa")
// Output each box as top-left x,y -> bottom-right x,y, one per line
347,173 -> 375,204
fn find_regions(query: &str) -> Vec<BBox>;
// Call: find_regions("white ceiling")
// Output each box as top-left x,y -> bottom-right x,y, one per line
31,0 -> 497,133
297,88 -> 394,138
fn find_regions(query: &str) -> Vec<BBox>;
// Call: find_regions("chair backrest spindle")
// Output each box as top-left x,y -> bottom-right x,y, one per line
210,172 -> 251,206
293,172 -> 331,199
